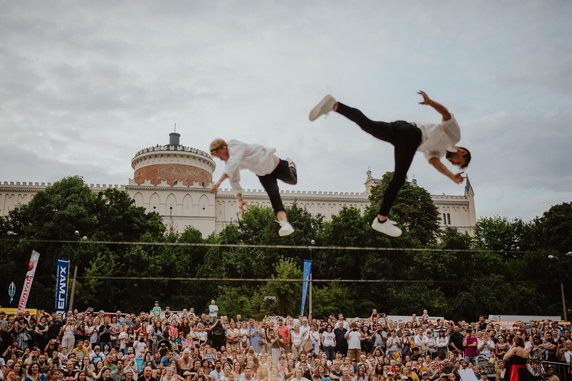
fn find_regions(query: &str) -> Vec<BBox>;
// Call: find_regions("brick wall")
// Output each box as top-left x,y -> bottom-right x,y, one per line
134,164 -> 212,187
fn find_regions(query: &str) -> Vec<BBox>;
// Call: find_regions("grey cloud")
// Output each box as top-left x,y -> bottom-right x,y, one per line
0,143 -> 127,185
1,0 -> 571,223
465,112 -> 572,187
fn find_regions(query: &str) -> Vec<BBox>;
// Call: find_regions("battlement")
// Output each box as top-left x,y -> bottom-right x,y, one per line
217,188 -> 366,197
88,184 -> 124,190
133,145 -> 212,161
432,194 -> 468,200
0,181 -> 124,190
1,181 -> 465,200
1,181 -> 53,187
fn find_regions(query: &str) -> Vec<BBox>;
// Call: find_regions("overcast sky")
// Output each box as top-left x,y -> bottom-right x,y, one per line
1,1 -> 571,221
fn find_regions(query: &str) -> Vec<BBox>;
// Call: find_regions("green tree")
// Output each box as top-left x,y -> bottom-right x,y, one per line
312,284 -> 356,318
368,172 -> 441,246
6,176 -> 98,239
235,205 -> 278,244
235,203 -> 323,246
93,188 -> 165,241
216,285 -> 261,319
451,275 -> 551,319
320,207 -> 371,280
0,177 -> 166,310
440,227 -> 473,250
257,257 -> 302,316
474,217 -> 527,251
540,203 -> 572,254
384,283 -> 451,316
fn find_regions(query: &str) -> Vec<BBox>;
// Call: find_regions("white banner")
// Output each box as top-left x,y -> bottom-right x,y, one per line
18,250 -> 41,311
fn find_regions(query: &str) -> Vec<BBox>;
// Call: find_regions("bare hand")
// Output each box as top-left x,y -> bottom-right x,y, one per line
209,183 -> 219,193
451,172 -> 465,184
418,90 -> 431,105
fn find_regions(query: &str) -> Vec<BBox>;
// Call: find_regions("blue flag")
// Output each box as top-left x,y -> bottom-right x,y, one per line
135,358 -> 144,373
55,259 -> 70,314
300,259 -> 312,316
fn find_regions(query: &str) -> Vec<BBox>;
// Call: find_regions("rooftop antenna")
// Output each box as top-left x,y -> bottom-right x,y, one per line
174,123 -> 177,133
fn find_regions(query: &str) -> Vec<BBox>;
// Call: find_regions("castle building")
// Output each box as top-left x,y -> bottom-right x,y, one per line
0,133 -> 476,237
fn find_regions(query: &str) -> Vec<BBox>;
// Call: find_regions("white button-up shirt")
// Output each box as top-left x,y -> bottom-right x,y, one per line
223,140 -> 276,193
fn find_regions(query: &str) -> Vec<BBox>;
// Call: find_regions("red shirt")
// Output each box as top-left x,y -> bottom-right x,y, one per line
277,325 -> 290,344
464,336 -> 478,357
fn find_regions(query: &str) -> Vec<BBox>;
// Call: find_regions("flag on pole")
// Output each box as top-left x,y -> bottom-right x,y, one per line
18,250 -> 40,311
55,259 -> 70,314
300,259 -> 312,316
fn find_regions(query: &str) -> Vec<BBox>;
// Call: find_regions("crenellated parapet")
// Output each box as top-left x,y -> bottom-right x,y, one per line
432,194 -> 467,199
217,188 -> 365,197
0,181 -> 123,191
133,144 -> 212,161
1,181 -> 54,188
87,184 -> 124,191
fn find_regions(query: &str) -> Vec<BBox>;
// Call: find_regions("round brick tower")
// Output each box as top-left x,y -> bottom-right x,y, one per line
131,132 -> 215,187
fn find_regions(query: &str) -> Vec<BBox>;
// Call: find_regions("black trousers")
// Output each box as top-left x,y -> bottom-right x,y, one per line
337,102 -> 422,216
258,159 -> 297,214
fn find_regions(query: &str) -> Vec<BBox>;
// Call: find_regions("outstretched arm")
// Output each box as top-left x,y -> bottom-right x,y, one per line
429,158 -> 465,184
211,171 -> 247,211
418,91 -> 451,121
210,174 -> 229,193
236,193 -> 248,212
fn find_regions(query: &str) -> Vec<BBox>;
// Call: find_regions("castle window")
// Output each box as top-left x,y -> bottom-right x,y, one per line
443,213 -> 451,225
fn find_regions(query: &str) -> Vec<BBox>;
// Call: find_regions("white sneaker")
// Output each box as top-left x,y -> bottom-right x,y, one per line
371,217 -> 402,237
278,220 -> 295,237
309,95 -> 337,121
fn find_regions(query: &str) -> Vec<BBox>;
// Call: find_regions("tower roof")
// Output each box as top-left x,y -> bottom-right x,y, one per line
132,134 -> 212,162
465,175 -> 475,196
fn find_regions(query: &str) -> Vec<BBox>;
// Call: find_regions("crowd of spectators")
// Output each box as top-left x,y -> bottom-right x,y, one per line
1,303 -> 571,381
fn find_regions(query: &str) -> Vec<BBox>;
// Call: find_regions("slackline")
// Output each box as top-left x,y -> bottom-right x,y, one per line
3,238 -> 548,255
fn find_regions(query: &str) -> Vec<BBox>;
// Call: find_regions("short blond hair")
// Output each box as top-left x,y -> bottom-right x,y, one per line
209,139 -> 227,154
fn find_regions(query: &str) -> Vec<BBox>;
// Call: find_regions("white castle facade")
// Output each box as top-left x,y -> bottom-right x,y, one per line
0,133 -> 476,237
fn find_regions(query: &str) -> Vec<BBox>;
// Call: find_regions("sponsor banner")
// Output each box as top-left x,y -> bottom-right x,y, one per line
0,308 -> 40,316
55,259 -> 70,315
300,259 -> 312,316
18,250 -> 40,311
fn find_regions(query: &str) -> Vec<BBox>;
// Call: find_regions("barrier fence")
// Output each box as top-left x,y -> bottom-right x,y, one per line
540,361 -> 571,381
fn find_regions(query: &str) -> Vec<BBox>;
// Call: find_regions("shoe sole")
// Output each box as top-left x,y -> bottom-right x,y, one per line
372,227 -> 402,237
279,229 -> 294,237
309,95 -> 333,121
371,221 -> 402,237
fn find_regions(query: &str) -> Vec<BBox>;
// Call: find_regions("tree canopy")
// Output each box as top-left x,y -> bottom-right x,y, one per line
0,174 -> 569,320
